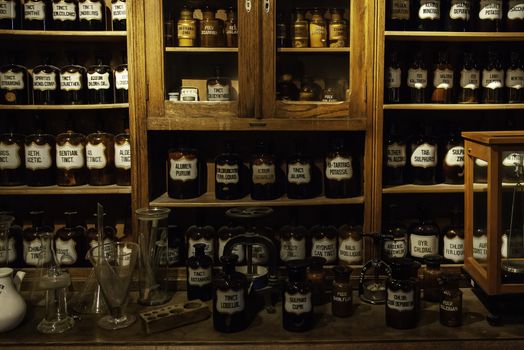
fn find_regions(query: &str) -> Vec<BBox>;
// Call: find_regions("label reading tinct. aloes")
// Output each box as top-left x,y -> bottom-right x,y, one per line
115,141 -> 131,170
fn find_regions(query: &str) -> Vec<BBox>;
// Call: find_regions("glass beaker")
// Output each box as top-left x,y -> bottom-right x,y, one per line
136,207 -> 172,305
0,215 -> 14,267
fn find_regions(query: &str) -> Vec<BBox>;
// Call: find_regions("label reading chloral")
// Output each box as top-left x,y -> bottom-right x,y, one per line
33,71 -> 57,91
79,1 -> 102,21
445,146 -> 465,167
0,0 -> 16,19
52,1 -> 77,21
216,289 -> 245,314
387,289 -> 414,311
433,68 -> 454,89
60,71 -> 82,91
112,0 -> 126,21
460,69 -> 480,90
287,162 -> 311,185
325,156 -> 353,181
0,71 -> 24,91
170,157 -> 198,182
87,72 -> 111,91
508,1 -> 524,19
419,0 -> 440,20
407,68 -> 428,89
188,238 -> 213,257
338,237 -> 362,264
86,142 -> 107,169
444,235 -> 464,262
188,267 -> 211,286
384,239 -> 407,258
0,142 -> 21,170
479,0 -> 502,20
56,142 -> 85,170
387,67 -> 401,89
115,141 -> 131,170
25,143 -> 52,170
115,69 -> 128,90
280,238 -> 306,261
311,237 -> 337,263
411,143 -> 437,168
24,1 -> 46,20
252,163 -> 276,185
473,235 -> 488,261
216,164 -> 239,184
506,69 -> 524,89
284,292 -> 312,315
482,69 -> 504,89
449,0 -> 470,20
391,0 -> 410,20
55,238 -> 78,265
387,143 -> 406,168
410,233 -> 438,258
0,238 -> 16,264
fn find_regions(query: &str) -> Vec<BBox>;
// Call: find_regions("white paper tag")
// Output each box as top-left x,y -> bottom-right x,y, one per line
0,0 -> 16,19
252,163 -> 276,185
115,141 -> 131,170
87,72 -> 111,91
60,71 -> 82,91
338,237 -> 362,264
86,142 -> 107,170
25,142 -> 52,170
170,157 -> 198,182
188,267 -> 211,286
387,143 -> 406,168
479,0 -> 502,20
407,68 -> 428,89
387,67 -> 402,89
325,156 -> 353,181
409,233 -> 438,258
115,69 -> 128,90
280,237 -> 306,261
482,69 -> 504,89
443,235 -> 464,262
52,1 -> 77,21
508,1 -> 524,19
410,143 -> 437,168
55,238 -> 78,265
79,1 -> 102,21
112,0 -> 126,21
460,69 -> 480,90
0,71 -> 24,91
0,142 -> 21,170
56,142 -> 85,170
419,1 -> 440,20
449,1 -> 470,20
24,1 -> 46,20
33,71 -> 57,91
311,237 -> 337,263
287,162 -> 311,185
506,68 -> 524,89
216,164 -> 239,184
387,289 -> 415,311
284,292 -> 312,315
433,68 -> 454,89
216,289 -> 245,314
445,146 -> 465,167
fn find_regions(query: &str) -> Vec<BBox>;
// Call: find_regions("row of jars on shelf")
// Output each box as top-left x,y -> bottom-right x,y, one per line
0,116 -> 131,186
386,0 -> 524,32
0,0 -> 127,31
385,47 -> 524,104
277,74 -> 348,102
0,54 -> 128,105
168,139 -> 359,200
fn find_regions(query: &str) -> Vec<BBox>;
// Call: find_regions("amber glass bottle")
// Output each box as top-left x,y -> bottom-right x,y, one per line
0,57 -> 29,105
409,212 -> 440,261
225,7 -> 238,48
384,123 -> 407,186
87,55 -> 114,104
423,254 -> 443,301
410,123 -> 437,185
25,116 -> 55,186
506,51 -> 524,103
443,208 -> 464,263
177,6 -> 196,47
443,129 -> 465,184
416,0 -> 442,30
111,0 -> 126,30
86,124 -> 115,185
250,140 -> 280,200
278,213 -> 307,263
439,272 -> 462,327
0,117 -> 24,186
23,0 -> 50,30
458,51 -> 480,103
22,211 -> 53,267
78,0 -> 105,30
282,260 -> 314,332
385,258 -> 419,329
286,141 -> 316,199
32,55 -> 60,105
444,0 -> 471,31
310,221 -> 338,265
328,9 -> 347,47
0,0 -> 20,29
338,224 -> 363,265
213,254 -> 248,333
60,53 -> 86,104
51,0 -> 78,30
332,265 -> 353,317
309,8 -> 327,48
168,144 -> 203,199
292,9 -> 308,48
200,7 -> 222,47
55,117 -> 87,186
187,243 -> 213,301
325,138 -> 357,198
407,50 -> 428,103
475,0 -> 502,31
114,51 -> 128,103
505,0 -> 524,31
482,48 -> 505,103
307,256 -> 326,305
385,50 -> 402,104
114,118 -> 130,186
55,211 -> 87,267
383,204 -> 409,260
215,142 -> 244,200
431,50 -> 454,103
387,0 -> 413,30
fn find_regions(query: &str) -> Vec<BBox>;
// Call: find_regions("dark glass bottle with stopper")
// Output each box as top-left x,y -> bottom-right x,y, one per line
0,116 -> 25,186
410,122 -> 438,185
55,116 -> 87,186
332,265 -> 353,317
51,0 -> 78,30
458,51 -> 480,103
187,243 -> 213,301
443,207 -> 464,263
387,0 -> 413,30
310,210 -> 338,265
286,140 -> 317,199
383,204 -> 409,260
505,0 -> 524,31
324,138 -> 358,198
86,119 -> 115,185
115,51 -> 128,103
168,141 -> 203,199
482,48 -> 505,103
55,211 -> 87,267
431,50 -> 454,103
475,0 -> 502,32
0,0 -> 20,29
87,54 -> 114,104
409,210 -> 440,261
384,122 -> 407,186
385,50 -> 402,104
60,53 -> 86,104
444,0 -> 471,31
278,208 -> 307,263
338,222 -> 363,265
114,117 -> 131,186
78,0 -> 105,30
423,254 -> 443,302
282,260 -> 314,332
215,142 -> 244,200
23,0 -> 51,30
407,50 -> 428,103
0,55 -> 29,105
250,140 -> 281,200
32,55 -> 60,105
385,258 -> 419,329
213,254 -> 248,333
443,127 -> 465,184
307,256 -> 326,306
416,0 -> 442,30
439,272 -> 462,327
506,51 -> 524,103
111,0 -> 126,30
25,115 -> 55,186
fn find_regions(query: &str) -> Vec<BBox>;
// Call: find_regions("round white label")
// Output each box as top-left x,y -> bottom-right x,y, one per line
460,69 -> 480,90
115,69 -> 128,90
0,71 -> 24,91
479,0 -> 502,20
419,1 -> 441,20
338,237 -> 362,264
52,1 -> 77,21
407,68 -> 428,89
115,141 -> 131,170
25,142 -> 52,170
445,146 -> 465,167
387,143 -> 406,168
55,238 -> 78,265
188,238 -> 214,257
391,0 -> 410,20
410,233 -> 438,258
0,142 -> 21,170
280,237 -> 306,261
449,1 -> 470,20
188,267 -> 211,287
86,142 -> 107,170
284,292 -> 312,315
79,1 -> 102,21
252,163 -> 276,185
170,157 -> 198,182
87,72 -> 111,91
508,1 -> 524,19
506,68 -> 524,89
33,71 -> 57,92
443,235 -> 464,262
56,142 -> 85,170
433,68 -> 454,89
387,289 -> 415,311
216,163 -> 239,185
112,0 -> 126,21
287,162 -> 311,185
311,237 -> 337,264
482,69 -> 504,89
216,289 -> 245,315
0,237 -> 16,264
410,143 -> 437,168
325,156 -> 353,181
387,67 -> 402,89
24,1 -> 46,20
0,0 -> 16,19
473,234 -> 488,261
60,71 -> 83,91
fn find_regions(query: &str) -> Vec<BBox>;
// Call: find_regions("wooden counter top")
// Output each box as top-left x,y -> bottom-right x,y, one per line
1,289 -> 524,350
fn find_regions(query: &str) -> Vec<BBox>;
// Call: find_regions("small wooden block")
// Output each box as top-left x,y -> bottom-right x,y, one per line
139,301 -> 211,334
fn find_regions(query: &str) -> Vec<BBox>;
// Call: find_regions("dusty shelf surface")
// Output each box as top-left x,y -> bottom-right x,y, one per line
1,289 -> 524,349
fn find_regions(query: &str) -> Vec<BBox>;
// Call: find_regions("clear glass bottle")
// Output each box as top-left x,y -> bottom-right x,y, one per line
168,143 -> 203,199
0,116 -> 25,186
282,260 -> 313,332
114,51 -> 128,103
309,8 -> 327,48
324,138 -> 357,198
338,223 -> 363,265
225,7 -> 238,48
215,142 -> 244,200
385,258 -> 419,329
0,0 -> 20,29
186,243 -> 213,301
292,8 -> 309,48
111,0 -> 125,30
423,254 -> 443,302
55,117 -> 87,186
177,6 -> 196,47
407,50 -> 428,103
506,51 -> 524,103
250,140 -> 280,200
0,56 -> 29,105
482,48 -> 505,103
86,124 -> 115,185
431,50 -> 454,103
25,116 -> 55,186
458,51 -> 480,103
60,53 -> 86,104
51,0 -> 78,30
332,265 -> 353,317
55,211 -> 87,267
207,66 -> 231,101
87,54 -> 114,104
78,0 -> 105,30
416,0 -> 442,30
328,8 -> 347,47
23,0 -> 50,30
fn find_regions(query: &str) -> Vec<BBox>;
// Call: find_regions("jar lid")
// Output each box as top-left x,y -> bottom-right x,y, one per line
424,254 -> 443,268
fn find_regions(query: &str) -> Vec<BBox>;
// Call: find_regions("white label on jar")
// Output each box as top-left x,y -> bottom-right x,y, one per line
482,69 -> 504,89
0,0 -> 15,19
218,237 -> 244,262
0,142 -> 21,170
52,1 -> 77,21
410,233 -> 438,258
188,267 -> 211,287
33,71 -> 57,91
391,0 -> 410,20
0,237 -> 16,264
476,158 -> 488,167
506,69 -> 524,89
433,68 -> 454,89
115,141 -> 131,170
449,1 -> 470,20
24,1 -> 46,20
112,0 -> 126,21
479,0 -> 502,20
325,156 -> 353,181
411,143 -> 437,168
387,289 -> 415,311
445,146 -> 465,167
0,71 -> 24,91
216,289 -> 245,314
86,142 -> 107,169
473,234 -> 488,261
387,143 -> 406,168
216,164 -> 239,185
311,237 -> 337,264
444,235 -> 464,262
384,239 -> 407,258
503,152 -> 522,167
55,238 -> 78,265
419,0 -> 440,20
79,1 -> 102,21
25,142 -> 52,170
87,72 -> 111,91
280,238 -> 306,261
460,69 -> 480,90
252,163 -> 276,185
387,67 -> 401,89
508,1 -> 524,19
284,292 -> 312,315
188,238 -> 214,257
24,239 -> 51,266
407,68 -> 428,89
115,69 -> 128,90
56,142 -> 85,170
287,162 -> 311,185
207,83 -> 230,101
338,237 -> 362,264
170,157 -> 198,182
60,71 -> 82,91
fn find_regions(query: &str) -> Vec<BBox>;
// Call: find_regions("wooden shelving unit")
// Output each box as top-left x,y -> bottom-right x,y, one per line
0,103 -> 129,110
385,31 -> 524,42
165,47 -> 238,53
384,103 -> 524,110
277,47 -> 350,53
0,185 -> 131,195
0,29 -> 126,41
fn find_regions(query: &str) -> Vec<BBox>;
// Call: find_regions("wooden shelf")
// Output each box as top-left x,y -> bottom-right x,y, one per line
0,29 -> 126,41
0,103 -> 129,110
150,192 -> 364,208
382,183 -> 518,194
165,47 -> 238,53
275,100 -> 351,119
384,31 -> 524,42
383,103 -> 524,111
0,185 -> 131,195
277,47 -> 350,53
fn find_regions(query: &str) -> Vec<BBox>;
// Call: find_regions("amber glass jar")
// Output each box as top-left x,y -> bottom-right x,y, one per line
310,223 -> 337,265
407,50 -> 428,103
324,138 -> 357,198
409,214 -> 440,261
329,8 -> 347,47
168,145 -> 203,199
55,121 -> 87,186
442,129 -> 465,184
286,141 -> 317,199
416,0 -> 442,30
60,54 -> 86,104
225,7 -> 238,48
387,0 -> 413,30
475,0 -> 502,32
458,51 -> 480,103
78,0 -> 105,30
423,254 -> 443,302
410,123 -> 437,185
431,50 -> 454,103
385,50 -> 402,104
332,265 -> 353,317
439,272 -> 462,327
114,122 -> 131,186
309,8 -> 327,48
482,49 -> 505,103
383,204 -> 409,260
215,142 -> 244,200
282,260 -> 313,332
87,55 -> 114,104
250,140 -> 281,200
25,117 -> 55,186
338,224 -> 363,265
292,9 -> 308,48
32,55 -> 60,105
506,51 -> 524,103
307,256 -> 326,305
177,6 -> 196,47
384,123 -> 407,186
187,243 -> 213,301
0,58 -> 29,105
86,129 -> 115,185
200,7 -> 223,47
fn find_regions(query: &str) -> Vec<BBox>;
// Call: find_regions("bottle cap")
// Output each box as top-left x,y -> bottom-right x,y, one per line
424,254 -> 443,268
333,265 -> 352,281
